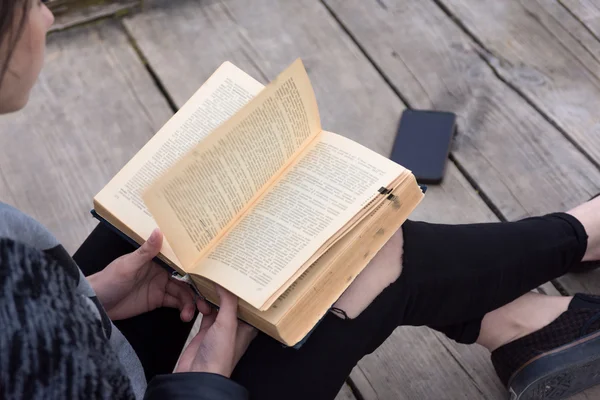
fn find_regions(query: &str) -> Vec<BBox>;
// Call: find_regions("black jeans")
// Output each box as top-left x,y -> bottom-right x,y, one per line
73,213 -> 587,400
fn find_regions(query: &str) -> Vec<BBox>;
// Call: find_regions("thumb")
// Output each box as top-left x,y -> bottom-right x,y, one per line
131,229 -> 163,264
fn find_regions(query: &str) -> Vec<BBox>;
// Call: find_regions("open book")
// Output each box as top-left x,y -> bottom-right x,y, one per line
94,59 -> 423,346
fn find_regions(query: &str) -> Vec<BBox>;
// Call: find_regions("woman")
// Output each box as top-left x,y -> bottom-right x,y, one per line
2,1 -> 600,399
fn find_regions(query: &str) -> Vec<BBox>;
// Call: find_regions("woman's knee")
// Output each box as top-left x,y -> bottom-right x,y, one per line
332,229 -> 404,319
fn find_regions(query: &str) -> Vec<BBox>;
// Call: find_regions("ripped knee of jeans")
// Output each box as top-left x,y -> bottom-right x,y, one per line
331,231 -> 404,319
329,307 -> 351,320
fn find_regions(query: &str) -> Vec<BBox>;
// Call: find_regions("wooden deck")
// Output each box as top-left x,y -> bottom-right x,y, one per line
3,0 -> 600,398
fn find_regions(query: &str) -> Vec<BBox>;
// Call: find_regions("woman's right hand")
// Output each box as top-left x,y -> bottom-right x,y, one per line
176,285 -> 257,377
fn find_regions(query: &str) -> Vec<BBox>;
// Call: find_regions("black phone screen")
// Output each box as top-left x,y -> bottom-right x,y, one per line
390,109 -> 456,184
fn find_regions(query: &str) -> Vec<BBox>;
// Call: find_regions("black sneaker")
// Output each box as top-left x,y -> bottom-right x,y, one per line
492,294 -> 600,399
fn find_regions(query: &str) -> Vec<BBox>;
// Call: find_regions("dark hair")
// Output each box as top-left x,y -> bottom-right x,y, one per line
0,0 -> 31,88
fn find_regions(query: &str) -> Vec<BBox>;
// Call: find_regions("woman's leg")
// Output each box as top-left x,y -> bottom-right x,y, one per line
436,196 -> 600,352
73,198 -> 596,400
476,292 -> 572,352
73,224 -> 195,381
231,209 -> 592,400
395,213 -> 586,332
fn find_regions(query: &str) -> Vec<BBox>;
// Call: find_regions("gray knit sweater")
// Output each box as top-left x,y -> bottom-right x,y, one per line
0,202 -> 248,400
0,202 -> 145,398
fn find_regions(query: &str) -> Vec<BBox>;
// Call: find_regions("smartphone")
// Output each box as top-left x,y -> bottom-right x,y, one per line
390,109 -> 457,184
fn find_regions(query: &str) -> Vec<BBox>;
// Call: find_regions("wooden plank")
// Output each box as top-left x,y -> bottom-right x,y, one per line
0,20 -> 172,253
325,0 -> 600,221
539,281 -> 563,296
560,0 -> 600,40
335,383 -> 357,400
525,0 -> 600,65
124,1 -> 506,398
435,0 -> 600,165
49,1 -> 140,32
349,367 -> 378,400
431,332 -> 506,398
356,326 -> 496,399
324,0 -> 600,295
123,0 -> 401,156
411,164 -> 498,223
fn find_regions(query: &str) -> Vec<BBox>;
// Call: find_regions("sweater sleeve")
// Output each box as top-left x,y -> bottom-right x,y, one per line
144,373 -> 248,400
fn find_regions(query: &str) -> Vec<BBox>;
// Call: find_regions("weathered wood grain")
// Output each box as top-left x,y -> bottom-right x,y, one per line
524,0 -> 600,66
357,326 -> 498,399
0,20 -> 172,253
335,383 -> 357,400
124,0 -> 506,398
539,281 -> 563,296
124,0 -> 403,156
348,367 -> 378,400
325,0 -> 600,221
411,164 -> 498,223
435,0 -> 600,165
324,0 -> 600,296
560,0 -> 600,40
49,1 -> 140,32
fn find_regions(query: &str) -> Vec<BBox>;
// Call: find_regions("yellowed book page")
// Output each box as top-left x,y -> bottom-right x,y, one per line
268,182 -> 420,327
258,257 -> 325,322
94,62 -> 264,268
189,177 -> 423,345
263,173 -> 409,305
198,131 -> 407,310
144,59 -> 321,268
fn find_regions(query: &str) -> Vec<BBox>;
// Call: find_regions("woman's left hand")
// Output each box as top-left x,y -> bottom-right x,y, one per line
88,229 -> 208,321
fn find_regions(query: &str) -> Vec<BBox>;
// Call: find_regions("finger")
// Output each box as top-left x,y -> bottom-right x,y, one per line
172,281 -> 197,322
131,229 -> 163,265
233,322 -> 257,366
165,280 -> 205,322
168,284 -> 196,322
160,293 -> 194,321
164,274 -> 208,317
181,302 -> 196,322
196,298 -> 212,315
161,293 -> 181,310
166,279 -> 196,307
214,285 -> 239,329
175,343 -> 194,372
199,311 -> 217,335
175,280 -> 197,302
176,314 -> 216,372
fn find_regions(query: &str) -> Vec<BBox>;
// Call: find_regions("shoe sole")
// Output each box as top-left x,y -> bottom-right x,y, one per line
508,330 -> 600,399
